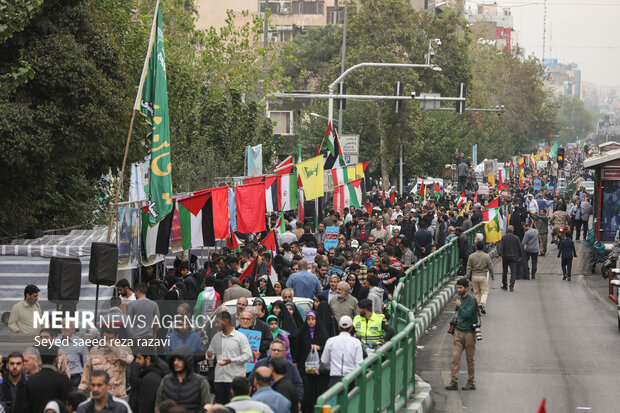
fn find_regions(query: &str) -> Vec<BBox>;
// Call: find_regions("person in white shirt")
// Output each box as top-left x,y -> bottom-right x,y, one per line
321,315 -> 363,387
115,279 -> 135,312
207,310 -> 253,404
527,194 -> 539,214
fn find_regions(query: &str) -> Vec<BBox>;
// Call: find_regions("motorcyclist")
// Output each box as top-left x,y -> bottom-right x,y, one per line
550,204 -> 569,244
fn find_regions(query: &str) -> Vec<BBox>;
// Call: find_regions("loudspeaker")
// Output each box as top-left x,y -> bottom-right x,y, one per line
89,242 -> 118,286
48,257 -> 82,303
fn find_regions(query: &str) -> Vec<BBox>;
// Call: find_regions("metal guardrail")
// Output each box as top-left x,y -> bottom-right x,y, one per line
314,222 -> 485,413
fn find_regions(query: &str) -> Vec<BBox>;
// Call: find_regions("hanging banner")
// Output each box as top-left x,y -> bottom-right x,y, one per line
118,207 -> 141,269
323,226 -> 340,250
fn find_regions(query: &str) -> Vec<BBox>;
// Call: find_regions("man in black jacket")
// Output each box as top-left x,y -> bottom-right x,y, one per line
1,352 -> 27,413
414,225 -> 433,259
155,345 -> 213,413
131,347 -> 170,413
22,346 -> 72,413
249,340 -> 304,403
498,225 -> 524,292
270,356 -> 299,413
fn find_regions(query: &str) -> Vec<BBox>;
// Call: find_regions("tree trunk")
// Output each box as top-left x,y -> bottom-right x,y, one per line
378,104 -> 390,189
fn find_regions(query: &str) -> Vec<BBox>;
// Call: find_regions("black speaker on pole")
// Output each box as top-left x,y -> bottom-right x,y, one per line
89,242 -> 118,286
48,257 -> 82,303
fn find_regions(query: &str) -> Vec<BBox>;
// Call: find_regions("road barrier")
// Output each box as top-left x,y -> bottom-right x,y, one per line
314,223 -> 485,413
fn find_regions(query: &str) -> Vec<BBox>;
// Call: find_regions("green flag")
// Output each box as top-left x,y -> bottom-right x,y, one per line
549,141 -> 559,157
136,1 -> 173,226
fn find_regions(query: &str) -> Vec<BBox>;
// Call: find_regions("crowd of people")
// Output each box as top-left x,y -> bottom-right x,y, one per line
0,146 -> 596,413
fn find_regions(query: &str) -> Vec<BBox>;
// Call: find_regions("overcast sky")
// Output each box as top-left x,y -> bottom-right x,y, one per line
465,0 -> 620,88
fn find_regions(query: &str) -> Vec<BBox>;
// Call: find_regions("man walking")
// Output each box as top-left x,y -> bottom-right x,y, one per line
321,316 -> 363,386
207,311 -> 252,404
558,231 -> 577,281
531,210 -> 549,256
445,278 -> 478,391
497,225 -> 524,292
521,222 -> 540,280
76,371 -> 131,413
466,241 -> 494,314
286,260 -> 322,299
127,283 -> 159,339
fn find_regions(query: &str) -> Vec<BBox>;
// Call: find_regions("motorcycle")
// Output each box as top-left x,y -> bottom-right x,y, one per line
601,247 -> 619,279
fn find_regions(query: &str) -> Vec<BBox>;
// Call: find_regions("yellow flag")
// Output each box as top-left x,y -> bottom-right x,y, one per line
488,174 -> 495,188
484,213 -> 502,243
355,163 -> 364,179
297,155 -> 324,201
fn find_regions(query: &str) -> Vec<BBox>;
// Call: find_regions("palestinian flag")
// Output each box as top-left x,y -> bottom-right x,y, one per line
177,192 -> 216,250
418,182 -> 425,197
457,191 -> 467,207
259,230 -> 279,285
239,255 -> 258,282
433,183 -> 442,198
348,178 -> 363,208
381,186 -> 386,201
226,225 -> 241,253
264,175 -> 279,213
389,188 -> 395,204
485,197 -> 499,209
324,123 -> 346,169
279,173 -> 299,211
482,207 -> 502,243
498,182 -> 508,191
141,205 -> 173,261
274,156 -> 294,176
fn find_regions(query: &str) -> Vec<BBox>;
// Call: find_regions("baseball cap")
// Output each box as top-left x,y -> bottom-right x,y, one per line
339,315 -> 353,329
350,240 -> 359,248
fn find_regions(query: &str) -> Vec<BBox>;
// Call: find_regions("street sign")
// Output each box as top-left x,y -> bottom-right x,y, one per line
340,134 -> 359,155
419,93 -> 440,110
344,154 -> 359,165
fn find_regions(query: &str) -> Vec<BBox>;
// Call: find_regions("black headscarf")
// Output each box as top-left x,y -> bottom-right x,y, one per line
253,296 -> 268,322
294,311 -> 329,365
270,300 -> 298,336
315,300 -> 337,337
345,273 -> 362,299
285,301 -> 305,331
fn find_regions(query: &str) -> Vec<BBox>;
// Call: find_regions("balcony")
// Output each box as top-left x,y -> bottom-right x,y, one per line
292,1 -> 324,15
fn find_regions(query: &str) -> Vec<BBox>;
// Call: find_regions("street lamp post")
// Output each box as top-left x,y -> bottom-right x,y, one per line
338,0 -> 348,136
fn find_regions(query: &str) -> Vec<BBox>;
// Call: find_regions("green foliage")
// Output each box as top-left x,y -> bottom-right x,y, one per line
0,0 -> 287,237
0,0 -> 135,237
555,95 -> 595,144
284,0 -> 558,182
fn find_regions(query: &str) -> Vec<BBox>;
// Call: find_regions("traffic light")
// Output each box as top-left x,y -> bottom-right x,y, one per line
338,82 -> 346,110
394,81 -> 404,113
557,147 -> 565,168
456,83 -> 466,114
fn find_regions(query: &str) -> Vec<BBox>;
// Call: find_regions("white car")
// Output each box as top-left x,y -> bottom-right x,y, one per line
579,181 -> 595,197
220,296 -> 314,316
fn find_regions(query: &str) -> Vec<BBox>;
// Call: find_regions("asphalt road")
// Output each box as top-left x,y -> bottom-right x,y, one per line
416,241 -> 618,413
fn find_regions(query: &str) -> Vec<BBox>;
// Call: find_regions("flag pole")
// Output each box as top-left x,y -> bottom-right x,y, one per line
105,0 -> 160,243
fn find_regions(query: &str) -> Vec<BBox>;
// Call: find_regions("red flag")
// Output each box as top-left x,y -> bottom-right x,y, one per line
226,225 -> 240,252
364,202 -> 373,215
243,176 -> 265,185
316,145 -> 320,156
498,182 -> 508,191
474,191 -> 478,204
382,187 -> 386,200
259,230 -> 277,254
457,191 -> 467,207
485,197 -> 500,209
536,398 -> 546,413
274,156 -> 294,176
235,182 -> 266,233
418,183 -> 425,196
239,255 -> 258,282
210,186 -> 230,239
389,190 -> 395,203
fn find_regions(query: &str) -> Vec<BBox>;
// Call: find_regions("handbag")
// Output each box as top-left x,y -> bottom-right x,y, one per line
305,347 -> 321,375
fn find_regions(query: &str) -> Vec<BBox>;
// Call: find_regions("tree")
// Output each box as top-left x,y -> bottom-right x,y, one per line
0,0 -> 138,237
555,95 -> 595,144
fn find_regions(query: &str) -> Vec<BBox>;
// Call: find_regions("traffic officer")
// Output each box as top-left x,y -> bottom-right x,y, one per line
353,299 -> 394,345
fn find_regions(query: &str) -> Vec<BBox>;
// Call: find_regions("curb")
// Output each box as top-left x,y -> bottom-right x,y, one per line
414,279 -> 457,341
404,376 -> 432,413
402,279 -> 457,413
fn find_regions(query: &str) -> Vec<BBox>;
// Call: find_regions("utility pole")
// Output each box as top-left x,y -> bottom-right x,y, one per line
338,0 -> 348,135
399,144 -> 404,194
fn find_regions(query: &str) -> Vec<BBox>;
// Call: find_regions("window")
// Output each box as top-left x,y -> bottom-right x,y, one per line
292,1 -> 324,15
326,6 -> 344,24
269,111 -> 293,135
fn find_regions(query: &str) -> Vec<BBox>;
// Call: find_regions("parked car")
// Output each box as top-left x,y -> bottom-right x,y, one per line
220,296 -> 314,316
